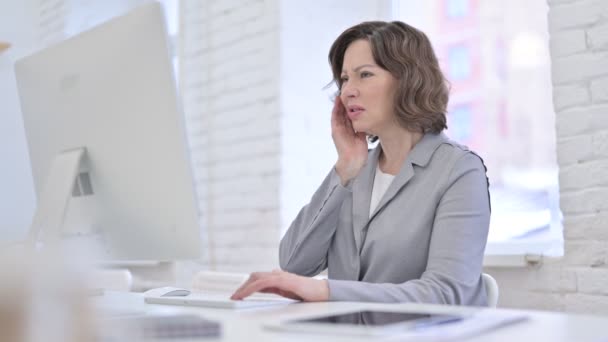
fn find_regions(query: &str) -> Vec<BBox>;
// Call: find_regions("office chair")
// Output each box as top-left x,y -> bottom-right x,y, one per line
482,273 -> 499,308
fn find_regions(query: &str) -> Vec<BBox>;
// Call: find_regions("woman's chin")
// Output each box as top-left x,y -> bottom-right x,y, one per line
355,128 -> 374,137
352,122 -> 368,134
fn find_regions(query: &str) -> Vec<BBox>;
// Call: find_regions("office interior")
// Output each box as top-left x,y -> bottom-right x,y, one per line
1,0 -> 607,341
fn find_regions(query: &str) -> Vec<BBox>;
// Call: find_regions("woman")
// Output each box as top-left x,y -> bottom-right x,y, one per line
231,21 -> 491,306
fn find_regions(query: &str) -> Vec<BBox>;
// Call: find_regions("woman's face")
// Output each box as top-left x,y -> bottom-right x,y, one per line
339,39 -> 398,136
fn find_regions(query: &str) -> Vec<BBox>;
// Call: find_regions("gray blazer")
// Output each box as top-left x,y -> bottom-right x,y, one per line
279,132 -> 491,305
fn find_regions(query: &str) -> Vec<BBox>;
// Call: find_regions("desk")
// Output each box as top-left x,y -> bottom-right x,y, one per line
95,291 -> 608,341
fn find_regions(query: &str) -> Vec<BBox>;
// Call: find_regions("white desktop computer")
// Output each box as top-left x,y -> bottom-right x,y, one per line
14,2 -> 201,261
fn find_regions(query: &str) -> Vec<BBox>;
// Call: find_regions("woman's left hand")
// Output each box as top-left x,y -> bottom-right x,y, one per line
230,270 -> 329,302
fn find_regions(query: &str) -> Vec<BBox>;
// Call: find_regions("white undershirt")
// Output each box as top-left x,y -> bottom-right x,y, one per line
369,165 -> 396,217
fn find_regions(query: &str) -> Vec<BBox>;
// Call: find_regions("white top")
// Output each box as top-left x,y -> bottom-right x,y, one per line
369,165 -> 395,217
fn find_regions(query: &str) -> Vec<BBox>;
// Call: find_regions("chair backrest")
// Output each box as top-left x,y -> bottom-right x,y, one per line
482,273 -> 499,308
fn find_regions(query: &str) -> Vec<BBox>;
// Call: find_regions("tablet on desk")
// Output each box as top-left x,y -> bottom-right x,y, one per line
265,310 -> 466,337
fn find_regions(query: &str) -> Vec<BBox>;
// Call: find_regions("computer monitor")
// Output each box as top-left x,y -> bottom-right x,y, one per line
14,2 -> 201,261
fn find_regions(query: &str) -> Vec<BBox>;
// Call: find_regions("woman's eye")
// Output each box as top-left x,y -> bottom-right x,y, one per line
361,71 -> 372,78
340,77 -> 348,83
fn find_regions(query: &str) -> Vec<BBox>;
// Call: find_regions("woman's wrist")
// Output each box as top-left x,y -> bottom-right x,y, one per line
319,279 -> 330,301
334,166 -> 351,186
335,160 -> 361,186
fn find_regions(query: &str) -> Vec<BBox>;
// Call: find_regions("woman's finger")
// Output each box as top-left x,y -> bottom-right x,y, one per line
344,111 -> 355,133
355,131 -> 367,141
331,95 -> 342,115
331,97 -> 344,129
230,274 -> 274,299
232,272 -> 267,296
259,287 -> 301,300
231,275 -> 290,300
230,278 -> 271,300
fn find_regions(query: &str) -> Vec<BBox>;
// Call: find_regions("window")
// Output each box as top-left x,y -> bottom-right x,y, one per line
445,0 -> 470,19
449,104 -> 473,142
395,0 -> 563,263
447,45 -> 472,81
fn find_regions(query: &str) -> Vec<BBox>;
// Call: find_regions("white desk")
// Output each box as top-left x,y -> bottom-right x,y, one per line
95,291 -> 608,341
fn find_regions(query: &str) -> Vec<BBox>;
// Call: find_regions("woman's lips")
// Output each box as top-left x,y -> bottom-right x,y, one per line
346,105 -> 365,120
347,109 -> 364,120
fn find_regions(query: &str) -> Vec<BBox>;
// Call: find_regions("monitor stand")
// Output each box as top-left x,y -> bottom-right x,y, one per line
24,147 -> 135,291
26,147 -> 85,248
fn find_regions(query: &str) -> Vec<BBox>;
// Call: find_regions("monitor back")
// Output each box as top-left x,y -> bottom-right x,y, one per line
15,2 -> 201,260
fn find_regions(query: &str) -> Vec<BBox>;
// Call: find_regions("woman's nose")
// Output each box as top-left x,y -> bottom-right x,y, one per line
341,84 -> 359,98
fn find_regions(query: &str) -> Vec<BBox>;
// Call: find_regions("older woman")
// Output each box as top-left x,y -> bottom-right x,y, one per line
231,21 -> 491,306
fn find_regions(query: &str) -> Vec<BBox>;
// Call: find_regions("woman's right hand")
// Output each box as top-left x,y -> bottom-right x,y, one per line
331,96 -> 368,186
230,270 -> 329,302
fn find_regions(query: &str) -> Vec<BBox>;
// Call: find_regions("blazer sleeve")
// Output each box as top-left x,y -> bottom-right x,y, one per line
279,168 -> 352,276
327,152 -> 491,305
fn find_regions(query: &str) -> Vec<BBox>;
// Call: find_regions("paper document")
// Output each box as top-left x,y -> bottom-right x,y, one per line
265,309 -> 527,340
385,310 -> 528,341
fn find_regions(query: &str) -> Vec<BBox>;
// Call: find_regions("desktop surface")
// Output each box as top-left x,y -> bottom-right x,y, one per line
96,291 -> 608,342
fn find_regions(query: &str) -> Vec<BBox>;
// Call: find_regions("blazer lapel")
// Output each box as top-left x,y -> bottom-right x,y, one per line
368,163 -> 414,221
351,147 -> 380,251
369,133 -> 447,221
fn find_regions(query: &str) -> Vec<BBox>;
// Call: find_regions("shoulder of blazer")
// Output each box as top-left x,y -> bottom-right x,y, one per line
434,140 -> 491,211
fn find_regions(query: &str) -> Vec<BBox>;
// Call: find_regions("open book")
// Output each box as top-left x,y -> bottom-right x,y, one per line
143,271 -> 298,309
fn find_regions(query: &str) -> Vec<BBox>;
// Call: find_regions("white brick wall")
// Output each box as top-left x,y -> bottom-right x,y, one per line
177,0 -> 390,281
591,77 -> 608,102
179,0 -> 281,273
36,0 -> 68,45
486,0 -> 608,314
553,84 -> 590,111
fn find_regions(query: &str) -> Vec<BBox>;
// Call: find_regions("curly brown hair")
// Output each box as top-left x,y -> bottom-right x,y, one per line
329,21 -> 449,134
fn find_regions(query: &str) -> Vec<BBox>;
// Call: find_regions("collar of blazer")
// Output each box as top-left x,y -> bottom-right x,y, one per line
351,132 -> 451,252
405,132 -> 449,167
366,132 -> 449,167
363,132 -> 449,177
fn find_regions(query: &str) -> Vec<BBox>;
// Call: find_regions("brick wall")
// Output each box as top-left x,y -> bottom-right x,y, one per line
177,0 -> 390,281
485,0 -> 608,314
178,0 -> 281,275
35,0 -> 68,45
